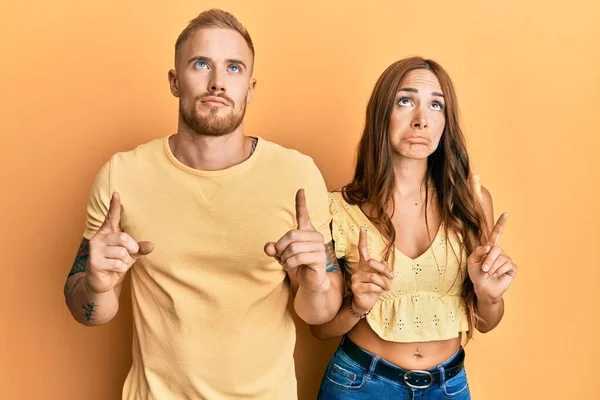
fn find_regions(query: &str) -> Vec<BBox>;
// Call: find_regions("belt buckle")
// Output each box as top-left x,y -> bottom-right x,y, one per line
403,370 -> 434,389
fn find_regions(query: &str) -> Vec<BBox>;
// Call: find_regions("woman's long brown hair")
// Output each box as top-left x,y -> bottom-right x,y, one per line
342,57 -> 489,341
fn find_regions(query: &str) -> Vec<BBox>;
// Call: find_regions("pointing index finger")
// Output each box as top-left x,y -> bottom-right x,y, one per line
295,189 -> 313,230
487,212 -> 508,246
358,227 -> 370,261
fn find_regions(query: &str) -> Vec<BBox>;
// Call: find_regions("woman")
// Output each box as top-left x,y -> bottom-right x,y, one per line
312,57 -> 517,399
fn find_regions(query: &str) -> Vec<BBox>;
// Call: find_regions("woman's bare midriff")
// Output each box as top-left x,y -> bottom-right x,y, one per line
347,320 -> 462,370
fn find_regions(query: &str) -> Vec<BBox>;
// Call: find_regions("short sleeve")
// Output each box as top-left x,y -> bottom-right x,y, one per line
328,192 -> 348,260
303,158 -> 332,244
83,160 -> 112,239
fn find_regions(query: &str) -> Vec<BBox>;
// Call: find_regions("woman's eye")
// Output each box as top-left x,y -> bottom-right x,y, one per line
398,97 -> 413,107
431,102 -> 444,111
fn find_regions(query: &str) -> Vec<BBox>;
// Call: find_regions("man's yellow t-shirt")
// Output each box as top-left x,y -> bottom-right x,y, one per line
83,136 -> 332,400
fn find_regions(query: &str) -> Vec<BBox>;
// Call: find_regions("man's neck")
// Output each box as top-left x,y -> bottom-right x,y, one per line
169,126 -> 254,172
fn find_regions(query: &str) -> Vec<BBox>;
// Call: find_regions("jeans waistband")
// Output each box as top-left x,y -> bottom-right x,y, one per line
340,336 -> 465,389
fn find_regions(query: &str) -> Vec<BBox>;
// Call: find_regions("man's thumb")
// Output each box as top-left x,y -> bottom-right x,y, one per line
136,241 -> 154,256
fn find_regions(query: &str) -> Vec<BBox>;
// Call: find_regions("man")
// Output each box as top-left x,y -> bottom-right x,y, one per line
63,9 -> 343,400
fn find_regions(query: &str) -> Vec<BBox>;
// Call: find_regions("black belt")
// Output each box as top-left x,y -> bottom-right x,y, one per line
340,337 -> 465,389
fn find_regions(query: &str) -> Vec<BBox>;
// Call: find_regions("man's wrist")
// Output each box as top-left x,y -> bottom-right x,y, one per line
300,274 -> 331,294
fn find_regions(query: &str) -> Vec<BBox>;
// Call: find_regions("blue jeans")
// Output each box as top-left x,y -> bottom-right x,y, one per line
318,338 -> 471,400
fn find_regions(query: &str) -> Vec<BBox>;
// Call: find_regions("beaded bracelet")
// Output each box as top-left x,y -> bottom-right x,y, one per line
349,300 -> 370,319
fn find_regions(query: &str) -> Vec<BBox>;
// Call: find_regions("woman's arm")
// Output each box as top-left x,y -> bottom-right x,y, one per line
471,186 -> 517,333
311,228 -> 393,339
310,293 -> 365,340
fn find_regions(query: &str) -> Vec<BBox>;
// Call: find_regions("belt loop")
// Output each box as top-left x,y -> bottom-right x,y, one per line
437,364 -> 447,385
367,354 -> 379,379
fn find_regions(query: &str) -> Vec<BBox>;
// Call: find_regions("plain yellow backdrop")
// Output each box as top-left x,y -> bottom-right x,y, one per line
1,0 -> 598,399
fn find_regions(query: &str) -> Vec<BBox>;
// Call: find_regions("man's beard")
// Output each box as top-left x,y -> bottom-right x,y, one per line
179,93 -> 246,137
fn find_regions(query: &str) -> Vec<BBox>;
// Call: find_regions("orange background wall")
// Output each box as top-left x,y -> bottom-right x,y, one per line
1,0 -> 599,399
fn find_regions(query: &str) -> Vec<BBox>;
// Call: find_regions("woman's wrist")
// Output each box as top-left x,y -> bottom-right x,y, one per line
476,291 -> 504,306
349,296 -> 371,319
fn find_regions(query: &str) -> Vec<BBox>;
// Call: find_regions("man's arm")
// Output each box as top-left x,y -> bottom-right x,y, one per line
64,193 -> 154,326
288,241 -> 344,325
63,238 -> 121,326
311,228 -> 394,340
310,295 -> 364,340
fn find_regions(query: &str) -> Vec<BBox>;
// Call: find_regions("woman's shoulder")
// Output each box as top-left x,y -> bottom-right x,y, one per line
471,174 -> 495,226
329,190 -> 371,226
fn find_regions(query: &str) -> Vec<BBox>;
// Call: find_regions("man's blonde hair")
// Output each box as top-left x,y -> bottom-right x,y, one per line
175,9 -> 254,64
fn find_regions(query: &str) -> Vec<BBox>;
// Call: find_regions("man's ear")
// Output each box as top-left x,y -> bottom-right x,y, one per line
168,69 -> 180,98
